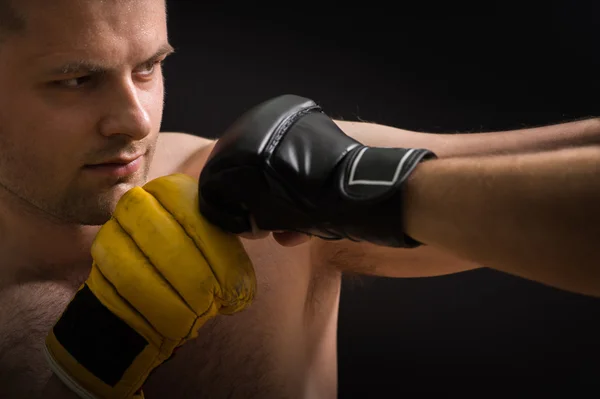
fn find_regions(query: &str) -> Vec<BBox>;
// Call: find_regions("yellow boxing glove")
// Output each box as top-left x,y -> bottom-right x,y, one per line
44,174 -> 256,399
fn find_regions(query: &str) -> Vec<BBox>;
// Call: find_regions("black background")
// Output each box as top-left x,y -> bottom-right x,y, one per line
160,1 -> 600,396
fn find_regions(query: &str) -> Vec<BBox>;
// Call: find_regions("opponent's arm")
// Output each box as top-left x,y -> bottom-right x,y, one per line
197,96 -> 600,290
321,118 -> 600,279
401,145 -> 600,296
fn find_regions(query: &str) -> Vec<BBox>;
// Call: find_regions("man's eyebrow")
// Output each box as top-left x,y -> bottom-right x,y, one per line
49,43 -> 176,75
146,43 -> 176,63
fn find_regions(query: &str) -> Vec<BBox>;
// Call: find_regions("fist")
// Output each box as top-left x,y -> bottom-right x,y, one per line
198,94 -> 436,248
45,174 -> 256,399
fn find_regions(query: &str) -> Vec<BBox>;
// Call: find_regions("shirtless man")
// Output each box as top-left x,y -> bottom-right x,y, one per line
1,0 -> 599,398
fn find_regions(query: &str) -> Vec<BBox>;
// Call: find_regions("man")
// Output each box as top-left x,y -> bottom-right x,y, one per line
0,1 -> 597,399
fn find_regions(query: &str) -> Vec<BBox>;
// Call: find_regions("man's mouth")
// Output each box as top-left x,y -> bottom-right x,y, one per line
83,154 -> 144,178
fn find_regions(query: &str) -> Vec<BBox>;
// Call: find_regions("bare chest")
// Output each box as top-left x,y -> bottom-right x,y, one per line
0,280 -> 78,398
0,239 -> 341,399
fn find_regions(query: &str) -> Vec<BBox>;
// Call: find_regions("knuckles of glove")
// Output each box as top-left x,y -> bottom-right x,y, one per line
198,94 -> 364,241
90,173 -> 257,342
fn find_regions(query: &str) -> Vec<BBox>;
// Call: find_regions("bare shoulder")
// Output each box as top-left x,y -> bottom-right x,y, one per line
148,132 -> 216,181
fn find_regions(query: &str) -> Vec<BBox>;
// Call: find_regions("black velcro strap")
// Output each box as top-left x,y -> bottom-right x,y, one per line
52,284 -> 148,387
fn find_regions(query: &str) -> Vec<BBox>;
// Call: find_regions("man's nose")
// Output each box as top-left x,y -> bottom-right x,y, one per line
98,79 -> 153,140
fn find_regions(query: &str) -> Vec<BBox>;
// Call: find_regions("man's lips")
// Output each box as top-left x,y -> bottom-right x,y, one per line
84,154 -> 144,177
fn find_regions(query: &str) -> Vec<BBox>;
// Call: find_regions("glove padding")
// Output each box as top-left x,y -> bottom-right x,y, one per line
44,173 -> 256,399
198,94 -> 437,248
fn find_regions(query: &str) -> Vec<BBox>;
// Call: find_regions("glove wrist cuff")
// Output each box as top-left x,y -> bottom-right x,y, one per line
44,282 -> 164,399
338,145 -> 437,247
343,146 -> 436,195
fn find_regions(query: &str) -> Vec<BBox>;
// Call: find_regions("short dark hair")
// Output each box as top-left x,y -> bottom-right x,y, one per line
0,0 -> 26,41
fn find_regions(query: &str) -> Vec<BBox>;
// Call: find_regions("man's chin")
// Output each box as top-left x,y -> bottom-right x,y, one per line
71,183 -> 136,225
106,180 -> 141,206
64,172 -> 148,225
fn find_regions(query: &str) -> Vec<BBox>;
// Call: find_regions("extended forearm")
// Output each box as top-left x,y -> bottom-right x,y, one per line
402,145 -> 600,296
335,117 -> 600,158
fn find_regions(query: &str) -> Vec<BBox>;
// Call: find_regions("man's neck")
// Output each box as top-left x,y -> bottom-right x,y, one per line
0,188 -> 99,284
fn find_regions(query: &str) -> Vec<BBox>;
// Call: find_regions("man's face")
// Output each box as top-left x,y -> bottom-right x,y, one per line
0,0 -> 171,225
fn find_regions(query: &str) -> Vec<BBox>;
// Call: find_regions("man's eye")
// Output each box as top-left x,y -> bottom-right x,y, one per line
54,76 -> 92,88
136,60 -> 164,77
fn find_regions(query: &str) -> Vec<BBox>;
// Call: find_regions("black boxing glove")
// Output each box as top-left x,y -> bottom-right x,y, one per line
198,94 -> 437,248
